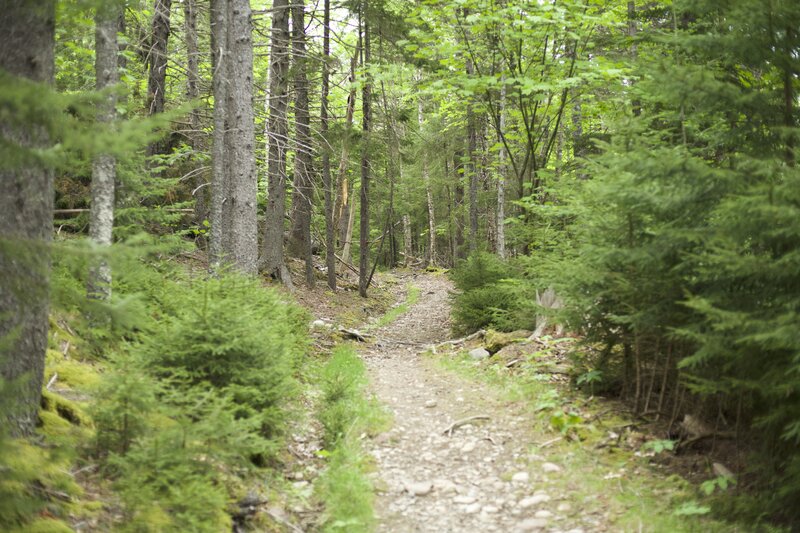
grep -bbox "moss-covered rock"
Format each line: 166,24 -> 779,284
484,329 -> 532,354
40,390 -> 92,428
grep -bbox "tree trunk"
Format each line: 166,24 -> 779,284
466,59 -> 479,254
88,2 -> 120,301
453,151 -> 465,260
628,1 -> 641,117
146,0 -> 172,157
209,0 -> 229,269
416,70 -> 436,266
184,0 -> 208,229
224,0 -> 258,274
288,0 -> 314,286
496,80 -> 507,259
334,44 -> 359,250
358,8 -> 371,297
340,183 -> 357,268
262,0 -> 292,284
321,0 -> 335,290
403,214 -> 413,266
0,0 -> 55,437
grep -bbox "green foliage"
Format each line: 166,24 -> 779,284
318,345 -> 386,447
449,253 -> 535,335
139,274 -> 307,441
315,345 -> 385,533
0,372 -> 82,532
316,440 -> 375,533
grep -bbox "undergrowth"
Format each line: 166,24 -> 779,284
2,238 -> 310,532
315,345 -> 389,533
431,342 -> 767,532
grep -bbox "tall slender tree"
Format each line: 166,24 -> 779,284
358,5 -> 371,297
88,1 -> 121,301
288,0 -> 315,286
209,0 -> 229,269
262,0 -> 291,283
321,0 -> 336,290
184,0 -> 207,226
495,80 -> 506,259
0,0 -> 55,437
146,0 -> 172,157
416,71 -> 436,266
224,0 -> 258,273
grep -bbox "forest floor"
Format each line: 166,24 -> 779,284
335,271 -> 738,533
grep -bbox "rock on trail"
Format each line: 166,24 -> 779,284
362,273 -> 589,533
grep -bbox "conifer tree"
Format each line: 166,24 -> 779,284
0,0 -> 56,436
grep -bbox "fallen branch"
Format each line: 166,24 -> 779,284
46,372 -> 58,390
677,432 -> 736,452
339,327 -> 369,342
538,436 -> 563,449
437,329 -> 486,348
442,415 -> 490,437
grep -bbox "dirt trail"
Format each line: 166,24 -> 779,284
363,273 -> 590,533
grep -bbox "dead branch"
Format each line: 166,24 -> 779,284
338,327 -> 369,342
442,415 -> 491,437
437,329 -> 486,348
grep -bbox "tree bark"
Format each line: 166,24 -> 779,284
88,2 -> 120,301
225,0 -> 258,274
403,214 -> 413,266
466,59 -> 479,254
358,8 -> 371,297
453,151 -> 465,260
321,0 -> 335,290
146,0 -> 172,157
496,80 -> 507,259
334,44 -> 359,250
0,0 -> 55,437
416,71 -> 436,266
184,0 -> 208,229
288,0 -> 315,286
209,0 -> 229,269
262,0 -> 292,284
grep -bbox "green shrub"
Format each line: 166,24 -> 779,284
319,346 -> 369,446
316,439 -> 374,533
315,345 -> 384,533
138,274 -> 308,440
449,253 -> 535,335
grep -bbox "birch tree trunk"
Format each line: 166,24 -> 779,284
0,0 -> 55,437
262,0 -> 292,284
466,61 -> 478,254
496,81 -> 507,259
88,2 -> 120,301
416,71 -> 436,266
288,0 -> 315,286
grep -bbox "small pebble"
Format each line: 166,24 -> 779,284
512,471 -> 530,483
